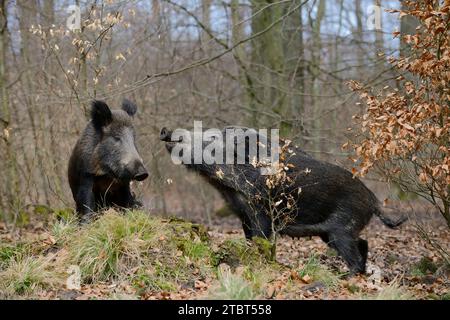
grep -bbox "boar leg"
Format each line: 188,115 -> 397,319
224,199 -> 252,238
328,232 -> 366,274
220,190 -> 253,239
248,210 -> 272,240
75,176 -> 96,217
358,238 -> 368,267
239,211 -> 253,239
320,234 -> 338,251
112,185 -> 142,209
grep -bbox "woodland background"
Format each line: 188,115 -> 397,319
0,0 -> 422,223
0,0 -> 449,300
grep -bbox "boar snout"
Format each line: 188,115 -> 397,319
160,127 -> 172,141
133,161 -> 149,181
124,159 -> 148,181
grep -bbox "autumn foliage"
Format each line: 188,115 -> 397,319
349,0 -> 450,226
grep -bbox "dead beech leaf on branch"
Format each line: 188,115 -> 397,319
348,0 -> 450,220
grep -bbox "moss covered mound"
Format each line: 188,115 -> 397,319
0,210 -> 283,299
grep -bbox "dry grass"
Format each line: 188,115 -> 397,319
0,255 -> 63,297
1,209 -> 442,300
207,264 -> 257,300
362,282 -> 414,300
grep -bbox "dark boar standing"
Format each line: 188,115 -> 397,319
68,100 -> 148,221
160,126 -> 406,274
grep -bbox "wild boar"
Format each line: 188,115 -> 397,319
160,126 -> 406,274
68,100 -> 148,222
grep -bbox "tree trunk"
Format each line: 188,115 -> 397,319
152,0 -> 161,29
284,0 -> 305,138
374,0 -> 384,57
250,0 -> 287,129
311,0 -> 325,153
201,0 -> 211,49
332,0 -> 344,141
354,0 -> 364,67
231,0 -> 251,118
42,0 -> 63,199
0,0 -> 19,220
17,0 -> 50,206
442,202 -> 450,229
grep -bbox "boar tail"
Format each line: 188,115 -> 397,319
374,207 -> 407,228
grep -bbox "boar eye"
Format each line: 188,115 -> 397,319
113,136 -> 121,142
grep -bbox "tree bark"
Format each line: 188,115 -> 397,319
201,0 -> 211,49
42,0 -> 63,198
310,0 -> 325,153
0,0 -> 19,220
284,0 -> 305,137
250,0 -> 287,129
231,0 -> 254,119
374,0 -> 384,57
354,0 -> 364,67
17,0 -> 50,205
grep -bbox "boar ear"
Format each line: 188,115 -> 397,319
122,99 -> 137,116
91,100 -> 112,129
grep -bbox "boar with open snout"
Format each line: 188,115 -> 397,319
68,100 -> 148,222
160,126 -> 406,274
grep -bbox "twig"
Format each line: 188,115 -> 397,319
416,223 -> 450,266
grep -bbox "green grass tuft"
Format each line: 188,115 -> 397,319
0,255 -> 61,296
68,210 -> 166,281
51,216 -> 79,246
132,268 -> 178,293
180,240 -> 213,262
298,253 -> 341,288
65,210 -> 215,296
208,266 -> 257,300
363,282 -> 414,300
0,243 -> 30,270
215,238 -> 270,268
410,257 -> 438,277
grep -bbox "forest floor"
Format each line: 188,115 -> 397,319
0,206 -> 449,300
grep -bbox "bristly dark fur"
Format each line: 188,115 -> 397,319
160,126 -> 406,274
68,100 -> 148,222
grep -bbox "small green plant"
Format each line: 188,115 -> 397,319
178,239 -> 213,262
0,243 -> 29,270
252,237 -> 275,261
132,268 -> 177,294
298,254 -> 341,288
53,208 -> 77,221
410,257 -> 438,277
427,292 -> 450,300
346,283 -> 360,294
440,292 -> 450,300
325,248 -> 338,257
386,253 -> 400,266
241,264 -> 279,293
215,238 -> 269,268
209,266 -> 256,300
15,211 -> 31,227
